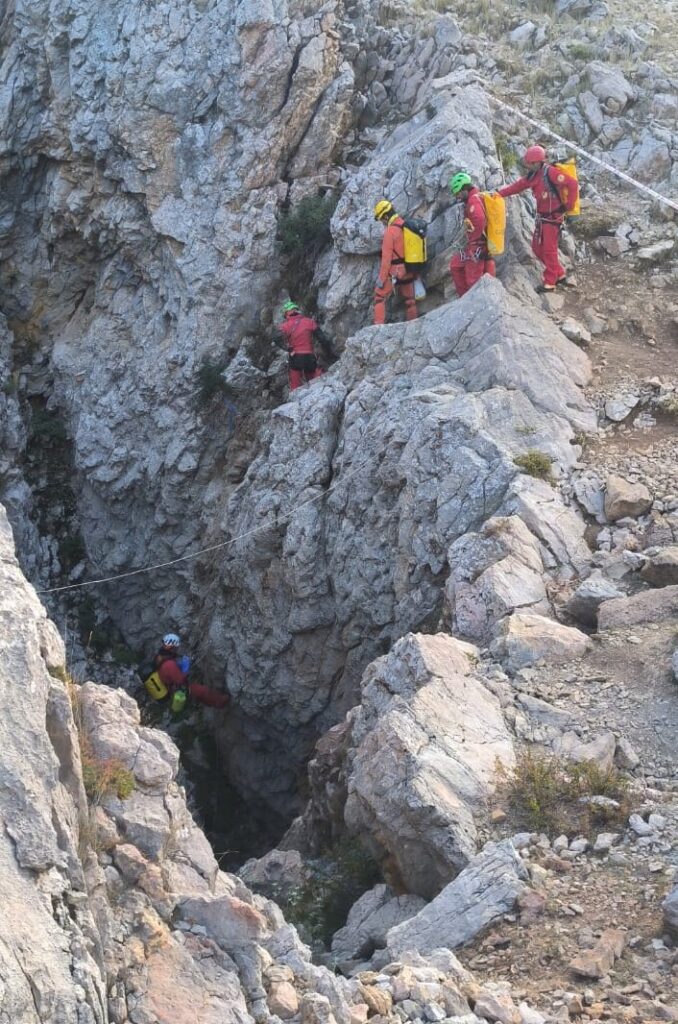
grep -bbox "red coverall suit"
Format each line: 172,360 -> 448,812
155,653 -> 229,709
449,187 -> 496,297
498,164 -> 577,287
278,312 -> 323,390
373,216 -> 418,325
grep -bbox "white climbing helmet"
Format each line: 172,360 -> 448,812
162,633 -> 181,648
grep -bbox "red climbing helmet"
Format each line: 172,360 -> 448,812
524,145 -> 547,163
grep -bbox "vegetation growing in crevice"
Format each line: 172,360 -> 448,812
66,674 -> 135,805
497,751 -> 630,836
277,192 -> 338,312
513,449 -> 554,481
275,837 -> 380,947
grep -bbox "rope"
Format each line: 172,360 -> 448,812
37,451 -> 365,595
480,82 -> 678,213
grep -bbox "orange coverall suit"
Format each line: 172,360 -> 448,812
498,164 -> 578,287
373,216 -> 418,325
449,186 -> 496,297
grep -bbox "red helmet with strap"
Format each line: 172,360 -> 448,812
524,145 -> 547,163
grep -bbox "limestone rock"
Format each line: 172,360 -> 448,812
573,472 -> 606,523
604,475 -> 652,522
604,393 -> 640,422
177,894 -> 270,951
663,885 -> 678,935
554,730 -> 616,772
640,546 -> 678,587
239,848 -> 308,900
474,983 -> 521,1024
205,275 -> 594,812
344,633 -> 516,897
598,586 -> 678,629
331,884 -> 426,961
446,516 -> 549,643
569,928 -> 625,978
386,840 -> 528,955
490,613 -> 592,673
565,574 -> 624,628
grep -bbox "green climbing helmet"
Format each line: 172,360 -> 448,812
281,300 -> 300,317
449,172 -> 473,195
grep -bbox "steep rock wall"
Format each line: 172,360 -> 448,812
200,276 -> 595,817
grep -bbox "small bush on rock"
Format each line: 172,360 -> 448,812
278,837 -> 380,948
278,194 -> 337,258
513,450 -> 553,481
497,751 -> 630,836
80,737 -> 135,803
195,355 -> 229,407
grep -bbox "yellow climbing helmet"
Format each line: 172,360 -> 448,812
374,199 -> 394,221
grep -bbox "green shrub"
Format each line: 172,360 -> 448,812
657,395 -> 678,416
195,355 -> 229,407
278,194 -> 337,258
59,533 -> 86,571
278,837 -> 380,947
497,751 -> 630,836
81,739 -> 135,803
496,134 -> 518,173
30,406 -> 68,444
513,450 -> 553,481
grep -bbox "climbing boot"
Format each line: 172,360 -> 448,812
556,276 -> 576,289
536,284 -> 556,293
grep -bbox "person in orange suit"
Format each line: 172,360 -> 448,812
448,171 -> 496,297
497,145 -> 578,292
373,199 -> 418,325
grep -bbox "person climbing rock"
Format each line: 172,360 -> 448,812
496,145 -> 578,293
448,172 -> 496,297
275,301 -> 326,391
373,199 -> 418,325
154,633 -> 229,709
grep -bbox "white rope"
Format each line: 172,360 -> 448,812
38,453 -> 365,595
481,82 -> 678,213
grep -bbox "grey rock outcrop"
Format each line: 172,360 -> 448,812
205,277 -> 594,813
604,475 -> 653,522
385,840 -> 529,955
565,573 -> 625,628
490,613 -> 592,673
331,884 -> 426,963
445,516 -> 550,643
0,500 -> 369,1024
343,632 -> 515,898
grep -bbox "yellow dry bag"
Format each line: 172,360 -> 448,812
401,217 -> 428,271
552,160 -> 580,218
144,671 -> 168,701
480,193 -> 506,256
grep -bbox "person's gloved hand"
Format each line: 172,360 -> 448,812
376,278 -> 384,289
178,655 -> 191,673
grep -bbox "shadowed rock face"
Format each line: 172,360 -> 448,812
201,276 -> 594,816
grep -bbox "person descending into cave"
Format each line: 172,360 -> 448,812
373,199 -> 423,325
154,633 -> 229,711
495,145 -> 579,293
448,172 -> 497,297
274,301 -> 332,391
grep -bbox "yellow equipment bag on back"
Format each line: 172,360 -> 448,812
401,217 -> 428,271
480,192 -> 506,256
144,671 -> 169,701
551,159 -> 580,218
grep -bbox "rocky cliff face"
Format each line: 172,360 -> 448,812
201,275 -> 594,815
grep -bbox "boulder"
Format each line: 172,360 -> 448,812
640,546 -> 678,587
663,885 -> 678,935
176,894 -> 269,952
239,848 -> 308,900
597,586 -> 678,629
565,574 -> 624,628
331,884 -> 426,961
569,928 -> 625,978
604,475 -> 652,522
386,840 -> 528,954
344,633 -> 516,897
572,472 -> 606,523
554,730 -> 616,772
604,393 -> 640,422
584,61 -> 634,114
490,613 -> 592,672
446,516 -> 549,642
